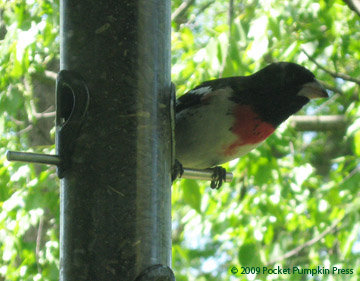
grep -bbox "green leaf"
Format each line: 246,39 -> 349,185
238,241 -> 262,267
354,130 -> 360,157
342,222 -> 360,257
182,179 -> 202,214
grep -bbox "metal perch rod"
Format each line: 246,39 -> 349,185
6,151 -> 61,166
179,167 -> 233,182
6,150 -> 233,182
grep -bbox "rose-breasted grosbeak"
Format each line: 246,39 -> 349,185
174,62 -> 328,188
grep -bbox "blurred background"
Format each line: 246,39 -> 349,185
0,0 -> 359,280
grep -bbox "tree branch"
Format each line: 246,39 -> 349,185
36,215 -> 44,274
227,0 -> 235,34
302,49 -> 360,85
185,0 -> 216,26
44,70 -> 57,81
196,0 -> 216,16
30,100 -> 56,119
319,80 -> 343,95
343,0 -> 360,17
172,0 -> 196,22
267,218 -> 342,265
290,115 -> 347,131
219,0 -> 234,78
17,124 -> 33,135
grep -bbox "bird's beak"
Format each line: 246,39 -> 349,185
298,79 -> 328,100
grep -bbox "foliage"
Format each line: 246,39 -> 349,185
0,0 -> 59,280
0,0 -> 359,280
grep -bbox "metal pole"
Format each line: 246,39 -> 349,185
60,0 -> 172,280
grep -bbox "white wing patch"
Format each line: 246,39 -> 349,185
188,86 -> 212,95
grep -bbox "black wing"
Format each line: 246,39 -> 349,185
176,77 -> 246,114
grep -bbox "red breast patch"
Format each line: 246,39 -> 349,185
223,105 -> 275,156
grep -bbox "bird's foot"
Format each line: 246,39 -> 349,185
209,166 -> 227,189
172,159 -> 184,181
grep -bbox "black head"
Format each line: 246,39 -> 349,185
248,62 -> 328,126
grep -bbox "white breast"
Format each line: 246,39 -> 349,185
176,87 -> 241,168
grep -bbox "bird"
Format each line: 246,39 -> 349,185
174,62 -> 328,188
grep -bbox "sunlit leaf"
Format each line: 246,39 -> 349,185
182,179 -> 202,214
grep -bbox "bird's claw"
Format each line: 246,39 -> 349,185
172,159 -> 184,181
210,166 -> 227,189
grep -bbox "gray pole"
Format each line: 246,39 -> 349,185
59,1 -> 172,280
